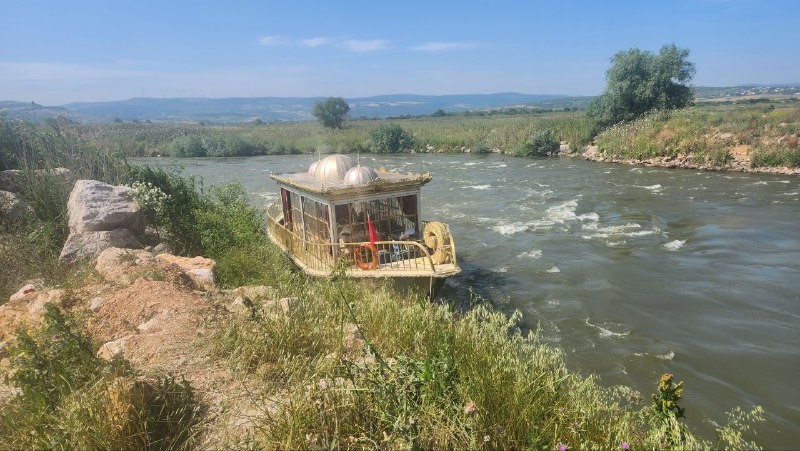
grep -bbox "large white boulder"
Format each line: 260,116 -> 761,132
67,180 -> 144,234
59,228 -> 142,262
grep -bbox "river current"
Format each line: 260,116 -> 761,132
148,154 -> 800,447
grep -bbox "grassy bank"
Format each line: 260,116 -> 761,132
594,102 -> 800,169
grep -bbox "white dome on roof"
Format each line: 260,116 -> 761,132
313,154 -> 355,182
308,159 -> 320,174
344,165 -> 379,185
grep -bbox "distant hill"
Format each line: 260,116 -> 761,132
2,93 -> 573,124
2,84 -> 798,124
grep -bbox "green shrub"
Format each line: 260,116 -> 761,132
369,124 -> 416,153
514,129 -> 560,157
750,147 -> 800,168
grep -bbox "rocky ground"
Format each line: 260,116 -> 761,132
0,247 -> 285,447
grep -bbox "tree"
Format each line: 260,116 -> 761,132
588,43 -> 695,128
312,97 -> 350,129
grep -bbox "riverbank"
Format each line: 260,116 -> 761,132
577,104 -> 800,176
575,143 -> 800,175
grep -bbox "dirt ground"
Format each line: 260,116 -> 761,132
0,247 -> 278,447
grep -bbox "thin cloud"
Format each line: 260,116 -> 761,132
339,39 -> 390,52
410,42 -> 480,52
299,37 -> 330,47
258,35 -> 290,46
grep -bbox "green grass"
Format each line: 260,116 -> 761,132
71,111 -> 596,157
595,103 -> 800,168
211,260 -> 764,449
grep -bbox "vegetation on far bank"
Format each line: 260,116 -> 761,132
595,103 -> 800,168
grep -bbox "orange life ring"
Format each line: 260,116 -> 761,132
354,243 -> 379,270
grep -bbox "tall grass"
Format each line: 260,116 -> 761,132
595,104 -> 800,168
73,111 -> 596,157
212,257 -> 764,449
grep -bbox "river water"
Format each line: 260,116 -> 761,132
148,154 -> 800,447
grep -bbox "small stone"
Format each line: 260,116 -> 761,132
97,336 -> 132,360
89,297 -> 104,312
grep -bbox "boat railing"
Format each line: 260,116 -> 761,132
267,202 -> 450,276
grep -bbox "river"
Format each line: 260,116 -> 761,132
145,154 -> 800,448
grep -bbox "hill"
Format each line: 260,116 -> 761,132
2,93 -> 571,123
2,84 -> 798,124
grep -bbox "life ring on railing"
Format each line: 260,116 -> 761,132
354,243 -> 379,270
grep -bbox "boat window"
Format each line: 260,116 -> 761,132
280,188 -> 292,225
288,191 -> 303,235
336,194 -> 418,243
302,196 -> 331,243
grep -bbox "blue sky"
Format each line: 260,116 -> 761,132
1,0 -> 798,104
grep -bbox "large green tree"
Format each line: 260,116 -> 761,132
588,44 -> 695,128
312,97 -> 350,129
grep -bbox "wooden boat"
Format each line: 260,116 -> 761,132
267,154 -> 460,296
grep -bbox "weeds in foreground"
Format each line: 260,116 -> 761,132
211,265 -> 765,449
0,304 -> 199,450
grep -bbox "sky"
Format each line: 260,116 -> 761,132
1,0 -> 798,105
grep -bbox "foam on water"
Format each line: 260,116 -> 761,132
657,351 -> 675,360
492,266 -> 509,273
492,222 -> 529,235
664,239 -> 686,251
546,266 -> 560,273
585,319 -> 630,339
581,222 -> 658,240
518,249 -> 543,259
637,184 -> 663,193
468,184 -> 492,190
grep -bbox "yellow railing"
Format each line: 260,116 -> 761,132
267,202 -> 455,276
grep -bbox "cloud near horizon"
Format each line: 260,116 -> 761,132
410,42 -> 480,52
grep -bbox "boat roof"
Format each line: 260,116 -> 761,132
271,154 -> 431,200
271,168 -> 432,200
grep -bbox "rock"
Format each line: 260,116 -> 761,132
0,168 -> 74,194
9,283 -> 39,303
59,228 -> 142,263
0,170 -> 25,193
27,289 -> 64,316
136,310 -> 172,333
152,242 -> 172,255
89,297 -> 104,312
156,254 -> 216,290
0,190 -> 32,223
98,335 -> 132,360
95,247 -> 156,284
67,180 -> 144,234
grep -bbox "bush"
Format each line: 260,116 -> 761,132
369,124 -> 416,153
514,129 -> 560,157
750,147 -> 800,168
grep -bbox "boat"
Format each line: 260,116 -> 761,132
267,154 -> 460,296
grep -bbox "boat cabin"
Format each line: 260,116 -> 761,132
267,154 -> 459,284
